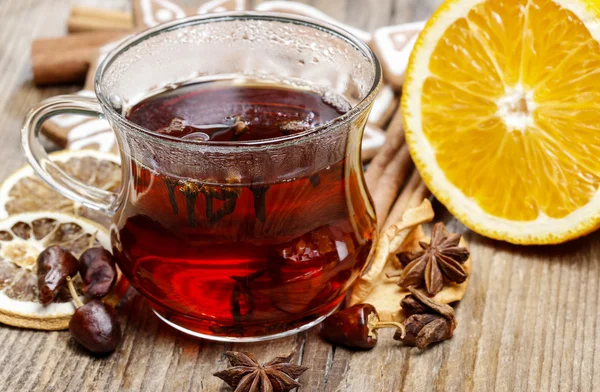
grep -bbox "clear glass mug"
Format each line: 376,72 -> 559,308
22,13 -> 381,341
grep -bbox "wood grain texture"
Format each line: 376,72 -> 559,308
0,0 -> 598,391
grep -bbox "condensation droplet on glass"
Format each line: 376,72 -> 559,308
109,95 -> 123,114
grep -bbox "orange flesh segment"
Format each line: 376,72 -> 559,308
422,0 -> 600,220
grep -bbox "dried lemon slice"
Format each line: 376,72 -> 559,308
0,212 -> 112,330
0,150 -> 120,227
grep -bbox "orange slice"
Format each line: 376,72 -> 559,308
403,0 -> 600,244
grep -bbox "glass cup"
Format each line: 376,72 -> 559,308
22,13 -> 381,341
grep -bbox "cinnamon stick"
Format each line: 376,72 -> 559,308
365,107 -> 405,192
407,180 -> 430,209
68,6 -> 133,33
383,170 -> 430,229
370,144 -> 413,229
32,31 -> 125,85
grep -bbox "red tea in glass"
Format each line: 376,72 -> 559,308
113,80 -> 376,337
23,14 -> 381,341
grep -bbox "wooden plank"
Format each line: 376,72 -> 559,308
1,0 -> 599,391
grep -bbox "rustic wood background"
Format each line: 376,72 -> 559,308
1,0 -> 599,391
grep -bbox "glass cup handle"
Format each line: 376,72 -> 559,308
21,95 -> 120,216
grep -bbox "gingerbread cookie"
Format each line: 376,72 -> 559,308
132,0 -> 189,29
372,21 -> 426,91
42,1 -> 387,160
197,0 -> 247,14
132,0 -> 247,29
42,90 -> 117,154
42,40 -> 120,154
368,84 -> 397,129
362,124 -> 386,162
255,1 -> 372,44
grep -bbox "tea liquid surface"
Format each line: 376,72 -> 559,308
113,80 -> 376,337
127,80 -> 348,142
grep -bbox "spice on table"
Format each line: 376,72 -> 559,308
389,222 -> 470,296
66,277 -> 121,354
348,200 -> 435,320
36,245 -> 79,305
67,5 -> 133,33
383,169 -> 430,230
320,303 -> 405,349
394,287 -> 457,349
31,31 -> 125,86
213,351 -> 307,392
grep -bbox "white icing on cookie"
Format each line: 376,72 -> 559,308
140,0 -> 187,27
197,0 -> 246,14
373,21 -> 426,84
362,124 -> 385,151
49,114 -> 87,128
67,119 -> 112,141
77,90 -> 96,98
47,91 -> 96,128
368,85 -> 394,125
255,1 -> 372,43
69,131 -> 117,153
156,8 -> 174,22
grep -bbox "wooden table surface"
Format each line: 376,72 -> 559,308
1,1 -> 599,391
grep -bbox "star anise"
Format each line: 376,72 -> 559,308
213,351 -> 308,392
394,222 -> 470,296
394,287 -> 457,349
